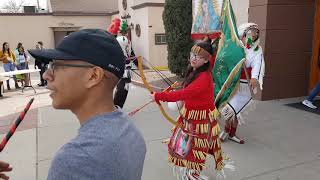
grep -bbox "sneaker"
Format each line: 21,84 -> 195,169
302,100 -> 317,109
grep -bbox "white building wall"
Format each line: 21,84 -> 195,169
133,0 -> 165,6
0,15 -> 111,51
130,8 -> 150,62
49,0 -> 118,12
231,0 -> 249,26
148,6 -> 167,67
47,0 -> 53,12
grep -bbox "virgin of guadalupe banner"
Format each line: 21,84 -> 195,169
213,0 -> 246,109
192,0 -> 223,39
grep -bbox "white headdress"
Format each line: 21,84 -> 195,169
116,36 -> 131,58
238,23 -> 260,50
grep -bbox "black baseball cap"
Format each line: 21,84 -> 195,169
29,29 -> 125,78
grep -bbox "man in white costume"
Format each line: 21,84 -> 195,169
219,23 -> 265,144
113,35 -> 135,108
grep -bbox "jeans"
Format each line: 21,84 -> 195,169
3,62 -> 18,88
307,81 -> 320,102
16,62 -> 28,70
3,63 -> 15,72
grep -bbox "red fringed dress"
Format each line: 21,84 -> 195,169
154,56 -> 224,172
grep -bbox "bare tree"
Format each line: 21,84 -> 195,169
1,0 -> 28,13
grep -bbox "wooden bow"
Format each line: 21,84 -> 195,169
137,56 -> 178,125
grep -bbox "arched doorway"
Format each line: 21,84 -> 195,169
309,0 -> 320,90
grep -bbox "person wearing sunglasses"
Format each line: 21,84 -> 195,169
150,38 -> 227,179
29,29 -> 146,180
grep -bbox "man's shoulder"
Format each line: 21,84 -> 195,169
87,109 -> 131,128
79,110 -> 141,145
80,109 -> 145,149
55,141 -> 86,156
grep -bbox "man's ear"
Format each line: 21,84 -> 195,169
85,67 -> 105,88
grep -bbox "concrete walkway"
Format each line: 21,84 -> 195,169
0,74 -> 319,180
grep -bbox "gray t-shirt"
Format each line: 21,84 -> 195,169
47,109 -> 146,180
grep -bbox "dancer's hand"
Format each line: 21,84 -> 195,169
250,78 -> 258,90
149,93 -> 155,102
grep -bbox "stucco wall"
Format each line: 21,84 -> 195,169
148,6 -> 167,67
47,0 -> 52,12
122,1 -> 167,67
231,0 -> 249,25
133,0 -> 165,6
0,15 -> 111,51
130,8 -> 150,62
49,0 -> 118,12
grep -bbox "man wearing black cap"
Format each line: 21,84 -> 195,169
29,29 -> 146,180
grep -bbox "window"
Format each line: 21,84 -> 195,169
155,34 -> 167,45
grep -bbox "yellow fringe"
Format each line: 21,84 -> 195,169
203,110 -> 207,119
216,161 -> 225,171
205,139 -> 210,147
194,138 -> 211,149
169,154 -> 205,171
180,105 -> 222,121
211,124 -> 221,136
211,139 -> 216,149
194,110 -> 198,119
189,110 -> 192,119
200,139 -> 205,148
214,150 -> 223,162
181,107 -> 187,117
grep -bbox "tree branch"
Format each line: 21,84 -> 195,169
1,0 -> 28,13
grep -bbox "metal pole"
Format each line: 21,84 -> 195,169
36,0 -> 40,10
